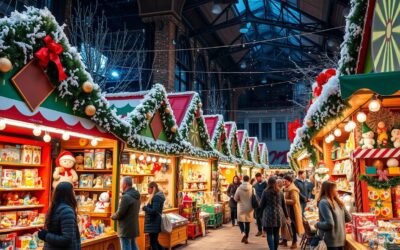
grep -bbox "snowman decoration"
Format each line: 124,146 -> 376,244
52,151 -> 79,188
94,192 -> 110,212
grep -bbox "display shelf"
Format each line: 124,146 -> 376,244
0,162 -> 45,168
121,173 -> 155,177
76,169 -> 113,173
155,179 -> 169,183
0,204 -> 44,211
75,188 -> 112,192
332,156 -> 350,162
366,174 -> 400,177
331,173 -> 348,177
182,189 -> 207,192
185,180 -> 208,183
0,187 -> 45,191
85,212 -> 112,218
0,224 -> 44,233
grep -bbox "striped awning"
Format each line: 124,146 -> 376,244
351,148 -> 400,160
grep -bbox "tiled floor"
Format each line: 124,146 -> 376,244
175,223 -> 294,250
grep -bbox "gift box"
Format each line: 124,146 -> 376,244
388,167 -> 400,174
20,145 -> 33,164
355,226 -> 375,243
366,166 -> 377,175
352,213 -> 377,228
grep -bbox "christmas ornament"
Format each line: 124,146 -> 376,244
164,107 -> 170,114
171,125 -> 177,133
306,119 -> 314,127
0,57 -> 12,72
146,112 -> 152,120
82,81 -> 94,93
34,35 -> 67,81
198,103 -> 203,108
85,105 -> 96,116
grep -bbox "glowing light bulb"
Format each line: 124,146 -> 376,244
130,154 -> 136,160
356,112 -> 367,123
139,155 -> 144,161
62,132 -> 70,141
91,138 -> 98,146
325,136 -> 332,144
0,120 -> 5,130
348,121 -> 356,130
33,126 -> 41,136
334,128 -> 342,137
152,157 -> 157,163
146,156 -> 151,162
43,133 -> 51,143
369,99 -> 381,112
167,159 -> 171,164
344,124 -> 351,132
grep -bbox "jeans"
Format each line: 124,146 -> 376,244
256,214 -> 263,233
149,233 -> 163,250
266,227 -> 280,250
291,220 -> 297,243
231,207 -> 237,225
300,202 -> 306,214
238,222 -> 250,238
120,237 -> 138,250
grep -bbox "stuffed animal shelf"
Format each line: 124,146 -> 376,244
359,123 -> 375,149
94,192 -> 110,213
52,151 -> 79,188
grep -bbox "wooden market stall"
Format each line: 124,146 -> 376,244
236,130 -> 254,178
106,86 -> 188,250
249,137 -> 263,178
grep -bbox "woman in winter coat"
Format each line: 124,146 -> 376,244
259,177 -> 289,250
39,182 -> 80,250
227,175 -> 241,226
234,175 -> 254,244
143,182 -> 165,250
316,181 -> 351,250
282,175 -> 305,249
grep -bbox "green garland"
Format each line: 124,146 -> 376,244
359,174 -> 400,189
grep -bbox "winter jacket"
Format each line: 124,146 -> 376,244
227,183 -> 240,208
294,178 -> 309,204
234,182 -> 254,222
43,203 -> 81,250
317,198 -> 352,247
143,191 -> 165,233
111,187 -> 141,238
284,183 -> 305,234
259,188 -> 288,228
253,181 -> 267,218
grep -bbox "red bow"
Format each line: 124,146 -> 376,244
288,119 -> 301,142
35,35 -> 67,81
64,168 -> 72,177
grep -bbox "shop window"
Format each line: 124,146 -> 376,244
261,122 -> 272,140
275,122 -> 286,140
249,123 -> 259,137
175,36 -> 191,92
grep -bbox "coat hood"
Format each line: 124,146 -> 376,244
125,187 -> 141,200
239,182 -> 252,191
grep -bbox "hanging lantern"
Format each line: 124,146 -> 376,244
146,156 -> 151,162
0,58 -> 12,72
139,155 -> 145,161
33,126 -> 42,136
327,134 -> 335,142
82,81 -> 94,93
90,138 -> 98,146
369,96 -> 381,112
334,128 -> 342,137
344,123 -> 351,132
356,112 -> 367,123
85,105 -> 96,116
325,136 -> 332,144
62,132 -> 70,141
43,133 -> 51,143
0,119 -> 6,130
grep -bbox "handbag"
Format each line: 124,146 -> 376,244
160,213 -> 172,233
310,230 -> 327,250
251,189 -> 259,209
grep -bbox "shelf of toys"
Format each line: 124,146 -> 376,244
60,138 -> 119,250
0,134 -> 50,249
240,165 -> 251,178
217,163 -> 237,201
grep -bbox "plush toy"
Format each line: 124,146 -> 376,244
376,160 -> 389,182
391,128 -> 400,148
315,162 -> 330,183
94,192 -> 110,213
377,121 -> 388,146
359,123 -> 375,149
52,151 -> 79,188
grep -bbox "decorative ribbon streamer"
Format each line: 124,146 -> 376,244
377,169 -> 389,182
35,35 -> 67,81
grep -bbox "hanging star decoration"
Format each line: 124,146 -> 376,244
189,119 -> 201,147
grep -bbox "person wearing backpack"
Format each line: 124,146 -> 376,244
143,182 -> 165,250
234,175 -> 254,244
316,181 -> 351,250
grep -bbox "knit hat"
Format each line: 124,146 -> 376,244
56,151 -> 75,166
362,123 -> 372,133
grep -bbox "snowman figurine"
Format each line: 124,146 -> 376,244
52,151 -> 79,188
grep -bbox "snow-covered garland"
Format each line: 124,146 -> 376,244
0,7 -> 131,138
250,138 -> 260,164
288,0 -> 368,163
210,118 -> 231,157
225,122 -> 242,158
240,133 -> 253,163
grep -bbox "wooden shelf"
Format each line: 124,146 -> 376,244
185,181 -> 208,183
155,179 -> 169,183
76,169 -> 113,173
0,187 -> 44,191
121,173 -> 155,177
366,174 -> 400,177
0,224 -> 43,233
0,162 -> 45,168
182,189 -> 207,192
87,212 -> 111,218
75,188 -> 112,192
0,204 -> 44,211
332,156 -> 350,162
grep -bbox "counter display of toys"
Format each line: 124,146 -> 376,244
351,213 -> 400,248
368,186 -> 394,218
0,211 -> 44,230
77,214 -> 114,242
0,232 -> 44,250
120,152 -> 171,175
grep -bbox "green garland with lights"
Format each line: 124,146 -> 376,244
359,174 -> 400,189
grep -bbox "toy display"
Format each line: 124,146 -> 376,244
52,151 -> 78,188
359,123 -> 375,149
94,149 -> 105,169
387,158 -> 400,174
0,145 -> 42,165
0,211 -> 44,229
0,145 -> 21,163
0,168 -> 42,189
368,186 -> 393,218
77,214 -> 113,241
94,192 -> 110,213
79,174 -> 94,188
1,192 -> 39,207
84,150 -> 94,169
391,127 -> 400,148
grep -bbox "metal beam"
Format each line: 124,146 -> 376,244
183,0 -> 213,11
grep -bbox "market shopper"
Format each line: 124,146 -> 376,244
227,175 -> 241,226
39,182 -> 81,250
294,170 -> 309,213
234,175 -> 254,244
253,173 -> 267,237
259,177 -> 289,250
316,181 -> 352,250
282,175 -> 304,249
143,182 -> 165,250
111,176 -> 141,250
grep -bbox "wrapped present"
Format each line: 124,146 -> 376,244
352,213 -> 377,228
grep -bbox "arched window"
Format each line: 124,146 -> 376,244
194,55 -> 206,99
175,36 -> 191,92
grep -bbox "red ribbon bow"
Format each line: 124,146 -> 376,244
35,35 -> 67,81
64,168 -> 72,177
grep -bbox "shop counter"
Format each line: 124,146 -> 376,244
345,234 -> 368,250
37,233 -> 119,250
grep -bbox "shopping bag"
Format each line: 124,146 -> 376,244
160,214 -> 172,233
281,220 -> 293,241
310,231 -> 327,250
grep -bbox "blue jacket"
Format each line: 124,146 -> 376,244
143,191 -> 165,233
294,178 -> 309,204
253,181 -> 267,199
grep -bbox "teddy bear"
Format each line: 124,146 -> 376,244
52,151 -> 79,188
391,128 -> 400,148
359,123 -> 375,149
377,121 -> 388,146
94,192 -> 110,213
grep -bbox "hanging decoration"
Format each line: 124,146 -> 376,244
82,81 -> 94,93
85,105 -> 96,116
0,57 -> 12,72
360,174 -> 400,189
288,119 -> 301,142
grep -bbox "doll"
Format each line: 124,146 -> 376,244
52,151 -> 79,188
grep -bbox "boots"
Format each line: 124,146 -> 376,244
290,242 -> 298,249
279,241 -> 288,247
255,231 -> 262,237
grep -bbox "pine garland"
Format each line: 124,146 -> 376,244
359,174 -> 400,189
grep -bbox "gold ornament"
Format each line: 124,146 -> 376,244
85,105 -> 96,116
0,58 -> 12,72
79,138 -> 88,147
171,125 -> 178,133
165,108 -> 170,114
82,81 -> 94,93
198,103 -> 203,108
146,112 -> 152,120
306,120 -> 314,127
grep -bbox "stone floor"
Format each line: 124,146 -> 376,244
174,223 -> 294,250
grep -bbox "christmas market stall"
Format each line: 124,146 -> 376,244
248,137 -> 263,178
222,121 -> 242,178
106,85 -> 189,250
0,7 -> 131,249
258,142 -> 269,176
236,130 -> 254,178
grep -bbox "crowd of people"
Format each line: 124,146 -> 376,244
227,171 -> 351,250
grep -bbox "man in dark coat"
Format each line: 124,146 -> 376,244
111,176 -> 141,250
294,170 -> 309,213
253,173 -> 267,237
